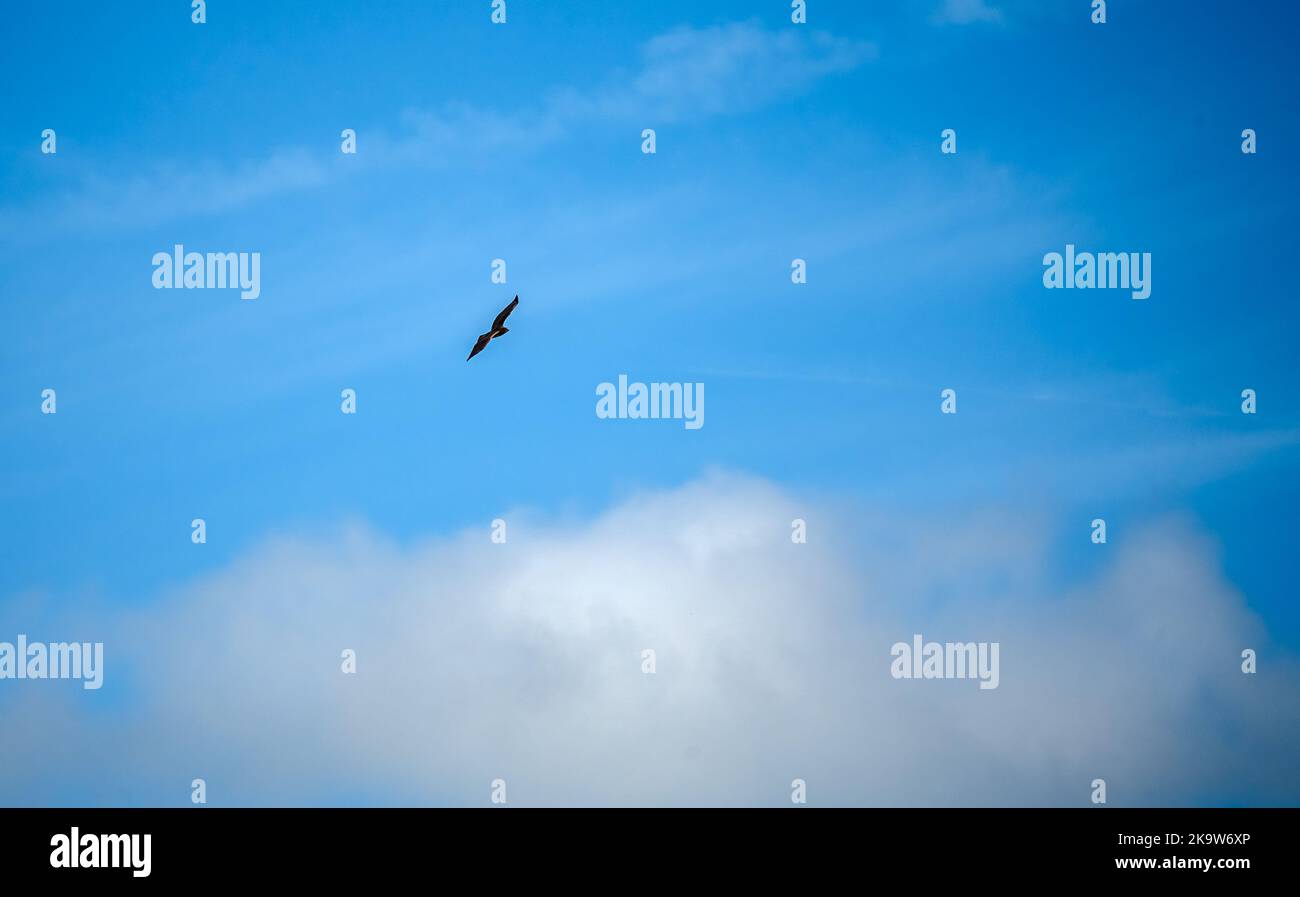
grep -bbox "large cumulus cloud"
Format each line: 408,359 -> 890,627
1,471 -> 1295,806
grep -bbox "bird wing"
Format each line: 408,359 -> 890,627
491,295 -> 519,331
466,332 -> 492,361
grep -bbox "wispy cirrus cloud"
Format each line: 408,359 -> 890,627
364,21 -> 874,163
563,21 -> 875,123
0,21 -> 874,237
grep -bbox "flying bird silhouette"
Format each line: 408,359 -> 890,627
466,295 -> 519,361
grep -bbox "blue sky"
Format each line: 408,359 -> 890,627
1,1 -> 1298,806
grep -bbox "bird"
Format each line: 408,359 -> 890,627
466,294 -> 519,361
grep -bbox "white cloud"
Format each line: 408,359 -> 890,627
610,21 -> 874,122
1,472 -> 1295,806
